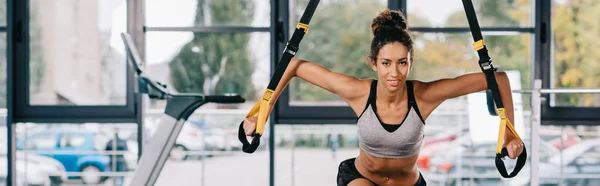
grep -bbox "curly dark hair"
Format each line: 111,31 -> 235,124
368,10 -> 413,63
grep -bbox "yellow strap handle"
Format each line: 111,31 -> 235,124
495,108 -> 522,154
244,89 -> 274,135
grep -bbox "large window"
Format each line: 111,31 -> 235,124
408,0 -> 533,90
144,0 -> 271,110
551,0 -> 600,107
278,0 -> 535,124
144,0 -> 272,185
28,0 -> 127,105
12,0 -> 136,123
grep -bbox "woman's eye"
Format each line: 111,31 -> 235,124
400,61 -> 407,65
382,62 -> 390,65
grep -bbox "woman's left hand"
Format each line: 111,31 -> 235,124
503,137 -> 524,159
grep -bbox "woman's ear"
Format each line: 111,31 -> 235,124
370,60 -> 377,72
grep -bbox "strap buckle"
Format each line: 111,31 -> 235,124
479,58 -> 493,71
285,43 -> 299,56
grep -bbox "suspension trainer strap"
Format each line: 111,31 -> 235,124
461,0 -> 527,178
238,0 -> 320,153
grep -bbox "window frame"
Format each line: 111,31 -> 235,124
12,0 -> 138,123
537,0 -> 600,125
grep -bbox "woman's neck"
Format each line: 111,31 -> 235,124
376,81 -> 407,109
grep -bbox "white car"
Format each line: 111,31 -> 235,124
17,152 -> 68,185
169,122 -> 207,161
0,156 -> 52,186
0,140 -> 67,186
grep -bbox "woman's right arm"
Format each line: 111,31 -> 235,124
244,58 -> 370,135
269,58 -> 370,110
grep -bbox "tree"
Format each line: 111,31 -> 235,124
291,0 -> 386,102
411,0 -> 531,85
553,0 -> 600,106
168,0 -> 255,101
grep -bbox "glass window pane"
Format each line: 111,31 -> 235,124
145,32 -> 270,110
408,0 -> 533,28
274,124 -> 359,186
412,33 -> 532,85
1,32 -> 5,108
145,0 -> 269,27
290,0 -> 386,106
0,0 -> 5,26
146,110 -> 268,185
539,125 -> 600,185
29,0 -> 127,105
551,0 -> 600,107
16,123 -> 137,186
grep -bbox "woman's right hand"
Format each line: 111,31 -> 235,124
243,116 -> 258,136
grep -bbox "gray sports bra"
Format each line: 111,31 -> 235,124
357,80 -> 426,158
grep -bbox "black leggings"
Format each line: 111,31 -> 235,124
337,158 -> 426,186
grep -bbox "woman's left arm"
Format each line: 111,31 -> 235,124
418,71 -> 523,158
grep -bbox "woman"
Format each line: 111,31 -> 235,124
243,10 -> 524,186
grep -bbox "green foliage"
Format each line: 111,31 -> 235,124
291,1 -> 385,101
553,0 -> 600,106
168,0 -> 255,100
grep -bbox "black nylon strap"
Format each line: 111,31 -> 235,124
266,0 -> 319,90
462,0 -> 526,178
496,146 -> 528,178
239,0 -> 320,154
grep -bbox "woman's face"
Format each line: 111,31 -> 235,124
371,42 -> 412,92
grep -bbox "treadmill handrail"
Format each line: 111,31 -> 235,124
121,33 -> 145,75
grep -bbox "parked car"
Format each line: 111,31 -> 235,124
512,139 -> 600,186
0,129 -> 67,186
188,120 -> 241,152
0,156 -> 52,186
418,128 -> 467,170
17,130 -> 113,185
145,119 -> 240,161
427,137 -> 559,186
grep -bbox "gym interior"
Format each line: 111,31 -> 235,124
2,0 -> 600,186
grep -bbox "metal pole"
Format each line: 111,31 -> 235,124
513,88 -> 600,94
202,135 -> 206,186
530,79 -> 541,186
291,125 -> 295,186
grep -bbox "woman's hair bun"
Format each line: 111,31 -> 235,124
371,10 -> 407,34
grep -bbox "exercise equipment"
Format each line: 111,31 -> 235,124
121,33 -> 245,186
238,0 -> 320,153
461,0 -> 527,178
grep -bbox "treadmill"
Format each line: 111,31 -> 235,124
121,33 -> 245,186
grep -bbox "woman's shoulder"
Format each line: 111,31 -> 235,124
407,80 -> 431,98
